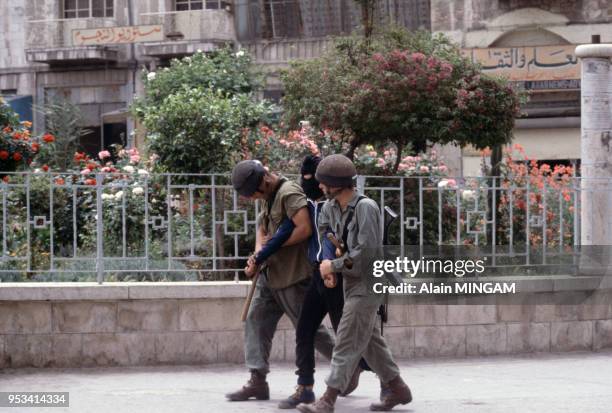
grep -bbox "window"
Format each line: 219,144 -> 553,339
64,0 -> 113,19
176,0 -> 203,10
175,0 -> 228,11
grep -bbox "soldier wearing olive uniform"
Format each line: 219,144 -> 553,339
226,160 -> 335,402
297,154 -> 412,413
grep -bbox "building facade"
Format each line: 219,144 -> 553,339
0,0 -> 236,152
1,1 -> 611,174
431,0 -> 612,175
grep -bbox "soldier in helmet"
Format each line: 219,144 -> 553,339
265,155 -> 372,408
226,159 -> 335,402
297,154 -> 412,413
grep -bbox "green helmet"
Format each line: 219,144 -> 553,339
315,154 -> 357,188
232,160 -> 266,197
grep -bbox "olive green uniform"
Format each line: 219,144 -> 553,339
245,178 -> 334,374
318,192 -> 400,391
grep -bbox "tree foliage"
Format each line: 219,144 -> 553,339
34,99 -> 90,171
281,28 -> 523,171
132,47 -> 273,174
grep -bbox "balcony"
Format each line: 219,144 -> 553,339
25,18 -> 122,64
139,9 -> 236,57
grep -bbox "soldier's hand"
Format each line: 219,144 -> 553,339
320,259 -> 333,276
247,254 -> 257,267
323,273 -> 336,288
244,262 -> 258,279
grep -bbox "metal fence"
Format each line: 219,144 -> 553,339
0,172 -> 584,283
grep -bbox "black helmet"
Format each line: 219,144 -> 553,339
232,160 -> 266,197
315,154 -> 357,188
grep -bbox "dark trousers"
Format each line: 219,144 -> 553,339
295,269 -> 370,386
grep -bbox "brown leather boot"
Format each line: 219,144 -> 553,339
340,365 -> 363,396
296,386 -> 339,413
369,375 -> 412,411
225,370 -> 270,401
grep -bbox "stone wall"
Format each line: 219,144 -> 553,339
1,278 -> 611,369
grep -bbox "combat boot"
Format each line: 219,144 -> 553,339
225,370 -> 270,401
369,375 -> 412,411
296,386 -> 339,413
278,385 -> 315,409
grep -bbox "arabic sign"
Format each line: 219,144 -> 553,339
72,25 -> 163,46
463,45 -> 579,81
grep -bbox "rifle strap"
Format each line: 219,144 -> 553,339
341,195 -> 366,252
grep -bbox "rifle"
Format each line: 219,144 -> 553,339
326,232 -> 353,269
241,254 -> 260,322
241,272 -> 259,322
377,206 -> 398,335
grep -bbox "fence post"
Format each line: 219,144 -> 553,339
96,173 -> 104,284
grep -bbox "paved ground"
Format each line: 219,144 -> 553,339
1,352 -> 612,413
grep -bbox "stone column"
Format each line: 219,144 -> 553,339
575,44 -> 612,246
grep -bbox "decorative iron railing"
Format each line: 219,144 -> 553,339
0,172 -> 583,283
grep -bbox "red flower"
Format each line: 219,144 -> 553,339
86,162 -> 98,171
2,176 -> 9,183
0,150 -> 9,160
31,142 -> 40,152
12,152 -> 22,162
84,178 -> 96,186
42,133 -> 55,143
12,132 -> 22,140
42,164 -> 49,172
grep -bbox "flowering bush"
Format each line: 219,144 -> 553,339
133,48 -> 274,175
239,123 -> 348,172
282,28 -> 523,171
354,145 -> 449,177
497,144 -> 575,247
0,98 -> 53,177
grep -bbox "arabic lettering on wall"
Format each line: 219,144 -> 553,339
72,25 -> 163,46
462,45 -> 580,81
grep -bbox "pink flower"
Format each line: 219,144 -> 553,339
411,52 -> 425,63
420,166 -> 429,173
80,168 -> 91,175
98,150 -> 111,160
130,155 -> 140,164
